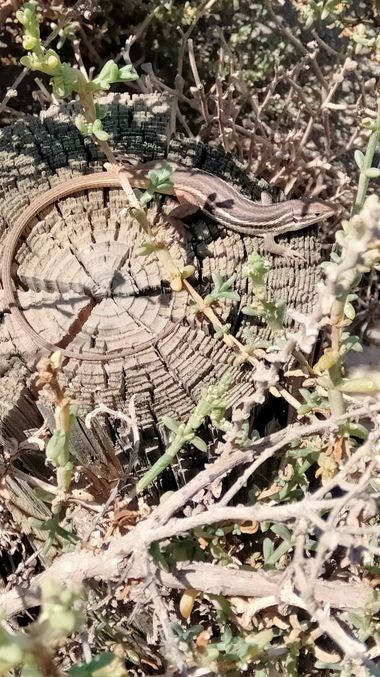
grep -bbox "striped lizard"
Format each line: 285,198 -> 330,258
2,161 -> 336,362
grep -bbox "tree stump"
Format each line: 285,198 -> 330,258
0,93 -> 321,485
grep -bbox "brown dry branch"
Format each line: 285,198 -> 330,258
2,4 -> 380,670
265,0 -> 328,94
2,400 -> 380,613
138,399 -> 380,535
1,555 -> 375,621
134,2 -> 364,213
272,430 -> 380,606
286,428 -> 380,663
145,554 -> 188,671
171,0 -> 218,139
120,3 -> 163,68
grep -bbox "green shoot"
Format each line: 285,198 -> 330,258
136,161 -> 174,207
17,1 -> 138,140
136,374 -> 232,491
35,352 -> 77,551
354,98 -> 380,213
199,626 -> 273,672
203,273 -> 240,307
316,196 -> 380,417
0,581 -> 83,675
242,252 -> 286,333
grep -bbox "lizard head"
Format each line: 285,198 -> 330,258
291,198 -> 337,226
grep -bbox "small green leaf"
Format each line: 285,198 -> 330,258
138,190 -> 154,207
118,64 -> 139,82
91,59 -> 119,89
241,305 -> 257,316
93,128 -> 109,141
300,388 -> 312,402
245,628 -> 273,652
221,274 -> 237,290
364,167 -> 380,178
137,240 -> 157,256
340,333 -> 362,355
343,421 -> 369,440
162,416 -> 180,433
278,482 -> 290,501
95,103 -> 108,120
337,377 -> 378,394
147,161 -> 173,190
343,302 -> 355,320
213,323 -> 232,340
330,251 -> 342,263
150,542 -> 169,572
54,524 -> 78,544
191,436 -> 207,452
46,430 -> 68,467
354,150 -> 365,169
263,537 -> 274,562
204,273 -> 240,306
92,119 -> 109,140
271,524 -> 292,543
265,538 -> 292,565
74,116 -> 89,134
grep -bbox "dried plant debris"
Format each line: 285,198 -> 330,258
1,1 -> 380,675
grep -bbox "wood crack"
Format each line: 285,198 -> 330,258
55,297 -> 97,351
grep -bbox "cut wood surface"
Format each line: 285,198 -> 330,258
0,93 -> 320,446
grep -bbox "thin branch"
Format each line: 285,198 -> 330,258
264,0 -> 328,94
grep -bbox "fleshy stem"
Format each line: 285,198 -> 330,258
327,97 -> 380,416
136,374 -> 231,490
354,97 -> 380,213
33,352 -> 78,553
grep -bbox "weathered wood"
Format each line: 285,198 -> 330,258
0,93 -> 321,466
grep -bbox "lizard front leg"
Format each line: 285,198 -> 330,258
262,233 -> 306,260
164,189 -> 201,230
260,192 -> 305,260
